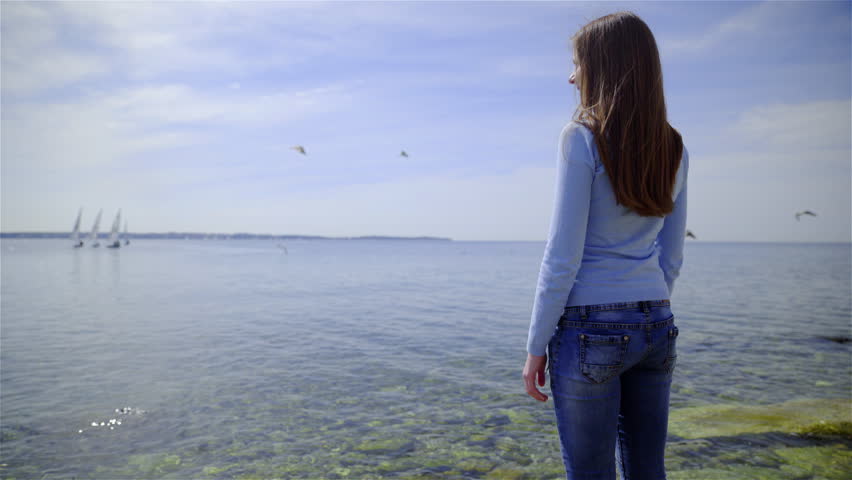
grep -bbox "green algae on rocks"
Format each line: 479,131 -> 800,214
796,420 -> 852,438
668,397 -> 851,439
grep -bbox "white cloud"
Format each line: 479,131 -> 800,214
1,50 -> 109,94
1,81 -> 353,173
0,2 -> 307,94
687,98 -> 851,242
0,2 -> 109,94
688,98 -> 851,180
659,1 -> 773,54
658,1 -> 831,57
2,1 -> 557,96
728,99 -> 852,151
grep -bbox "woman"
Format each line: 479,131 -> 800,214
522,11 -> 688,480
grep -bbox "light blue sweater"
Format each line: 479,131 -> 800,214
526,121 -> 688,356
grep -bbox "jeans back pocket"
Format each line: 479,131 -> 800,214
663,326 -> 679,373
578,332 -> 630,384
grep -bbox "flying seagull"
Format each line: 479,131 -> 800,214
795,210 -> 816,221
290,145 -> 306,155
400,150 -> 409,158
686,229 -> 696,239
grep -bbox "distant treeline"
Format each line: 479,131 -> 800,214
0,232 -> 452,241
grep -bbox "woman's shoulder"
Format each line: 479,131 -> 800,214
561,120 -> 594,137
559,120 -> 598,167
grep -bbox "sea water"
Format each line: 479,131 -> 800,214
1,239 -> 850,479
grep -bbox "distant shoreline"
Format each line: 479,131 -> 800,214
0,232 -> 453,241
0,234 -> 848,244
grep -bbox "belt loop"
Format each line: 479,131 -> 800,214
580,305 -> 589,320
640,301 -> 650,314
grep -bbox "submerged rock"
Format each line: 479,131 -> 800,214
796,420 -> 852,438
481,414 -> 511,427
126,453 -> 182,477
354,437 -> 415,454
818,335 -> 852,344
485,467 -> 525,479
775,445 -> 852,478
669,397 -> 851,439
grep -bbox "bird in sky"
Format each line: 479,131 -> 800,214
686,229 -> 696,239
795,210 -> 816,221
290,145 -> 306,155
400,150 -> 409,158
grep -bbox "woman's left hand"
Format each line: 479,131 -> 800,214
523,353 -> 549,402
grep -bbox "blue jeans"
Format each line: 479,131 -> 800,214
547,299 -> 678,480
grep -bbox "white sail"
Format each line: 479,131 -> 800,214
71,208 -> 83,245
107,209 -> 122,247
89,209 -> 103,246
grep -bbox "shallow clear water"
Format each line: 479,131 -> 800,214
1,239 -> 850,479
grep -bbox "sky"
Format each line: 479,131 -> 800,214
1,0 -> 850,242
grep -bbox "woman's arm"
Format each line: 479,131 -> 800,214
526,123 -> 595,357
656,147 -> 689,296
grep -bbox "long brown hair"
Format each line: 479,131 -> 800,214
571,11 -> 684,217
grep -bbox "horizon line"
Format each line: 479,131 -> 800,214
0,231 -> 453,241
1,231 -> 850,244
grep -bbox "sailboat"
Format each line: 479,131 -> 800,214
106,209 -> 122,249
89,209 -> 103,247
123,220 -> 130,246
71,208 -> 84,248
